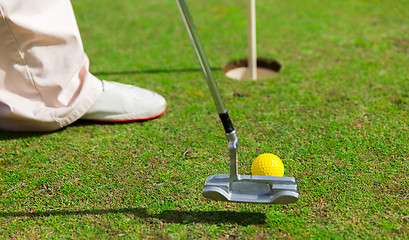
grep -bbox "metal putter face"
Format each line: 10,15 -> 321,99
202,174 -> 299,204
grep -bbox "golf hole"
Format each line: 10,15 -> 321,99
223,58 -> 281,81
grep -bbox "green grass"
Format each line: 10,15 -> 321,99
1,0 -> 409,238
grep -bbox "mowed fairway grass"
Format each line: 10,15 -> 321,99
1,0 -> 408,238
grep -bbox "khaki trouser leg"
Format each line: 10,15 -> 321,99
0,0 -> 103,132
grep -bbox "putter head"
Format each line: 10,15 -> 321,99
202,174 -> 299,204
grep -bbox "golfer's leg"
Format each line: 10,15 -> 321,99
0,0 -> 103,132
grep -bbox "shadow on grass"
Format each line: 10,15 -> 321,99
0,208 -> 266,225
0,119 -> 145,140
0,208 -> 149,218
93,67 -> 221,76
155,210 -> 266,225
0,131 -> 53,141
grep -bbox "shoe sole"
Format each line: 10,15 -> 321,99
83,109 -> 166,123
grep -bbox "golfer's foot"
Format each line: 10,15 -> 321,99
81,80 -> 166,122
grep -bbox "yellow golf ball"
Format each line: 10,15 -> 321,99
251,153 -> 284,176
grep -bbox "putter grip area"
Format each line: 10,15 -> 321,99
219,112 -> 235,133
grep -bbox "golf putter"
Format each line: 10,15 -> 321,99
176,0 -> 299,204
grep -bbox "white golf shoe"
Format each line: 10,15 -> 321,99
81,80 -> 166,122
